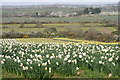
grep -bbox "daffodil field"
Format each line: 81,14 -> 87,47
0,39 -> 119,78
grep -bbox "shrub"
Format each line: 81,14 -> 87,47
19,23 -> 25,28
2,26 -> 8,29
111,31 -> 118,35
23,35 -> 29,38
31,31 -> 45,38
35,23 -> 44,28
104,23 -> 117,27
97,34 -> 114,42
66,28 -> 72,32
44,27 -> 57,34
58,31 -> 68,37
67,32 -> 77,38
73,29 -> 83,37
84,28 -> 98,40
2,32 -> 24,38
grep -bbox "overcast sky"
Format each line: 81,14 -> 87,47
1,0 -> 120,3
1,0 -> 120,5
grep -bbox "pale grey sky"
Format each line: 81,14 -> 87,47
1,0 -> 120,3
1,0 -> 119,6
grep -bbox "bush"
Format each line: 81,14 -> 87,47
84,28 -> 98,40
66,28 -> 72,32
43,27 -> 58,38
111,31 -> 118,35
23,35 -> 29,38
58,31 -> 68,37
44,27 -> 57,34
19,23 -> 25,28
104,23 -> 117,27
73,29 -> 83,37
2,32 -> 24,38
97,34 -> 114,42
2,26 -> 8,29
31,31 -> 45,38
67,32 -> 77,38
35,23 -> 44,28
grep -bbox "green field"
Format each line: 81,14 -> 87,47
16,38 -> 69,43
1,23 -> 106,28
3,69 -> 114,78
2,15 -> 118,23
2,8 -> 83,14
16,38 -> 119,44
2,26 -> 117,34
2,70 -> 24,78
2,5 -> 118,23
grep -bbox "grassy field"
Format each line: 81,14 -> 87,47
16,38 -> 119,44
2,69 -> 115,78
1,23 -> 106,28
2,8 -> 83,14
2,15 -> 118,23
2,26 -> 117,34
2,5 -> 118,23
2,70 -> 24,78
16,38 -> 69,43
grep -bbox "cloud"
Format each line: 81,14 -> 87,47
2,0 -> 119,2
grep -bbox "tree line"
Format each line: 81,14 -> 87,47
83,7 -> 101,14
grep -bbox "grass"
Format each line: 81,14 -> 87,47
16,38 -> 119,44
2,68 -> 118,78
16,38 -> 69,44
52,69 -> 112,78
2,8 -> 83,14
53,38 -> 119,44
2,28 -> 45,33
2,70 -> 24,78
2,26 -> 117,34
2,15 -> 118,23
0,23 -> 104,28
1,23 -> 106,28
